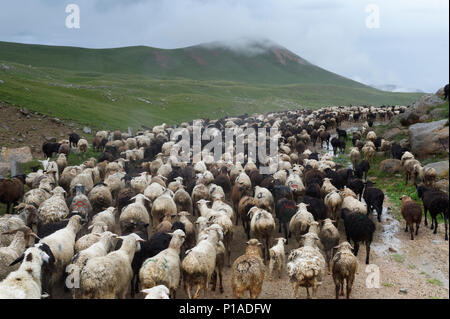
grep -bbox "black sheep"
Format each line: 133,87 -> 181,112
331,137 -> 346,155
341,208 -> 375,264
416,185 -> 448,240
346,178 -> 365,201
275,198 -> 296,243
363,182 -> 384,222
297,195 -> 327,221
69,133 -> 80,148
354,160 -> 370,181
391,143 -> 409,160
336,128 -> 347,140
305,183 -> 321,199
42,142 -> 61,158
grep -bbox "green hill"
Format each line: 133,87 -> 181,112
0,40 -> 423,130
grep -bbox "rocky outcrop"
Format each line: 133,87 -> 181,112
0,146 -> 33,164
408,120 -> 449,157
424,161 -> 449,179
399,94 -> 445,126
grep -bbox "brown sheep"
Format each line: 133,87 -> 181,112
0,176 -> 25,214
331,241 -> 358,299
400,195 -> 422,240
231,239 -> 265,299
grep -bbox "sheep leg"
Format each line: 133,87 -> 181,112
347,275 -> 355,299
279,261 -> 283,279
192,283 -> 202,299
218,268 -> 224,293
211,271 -> 217,291
170,288 -> 176,299
415,223 -> 420,236
444,215 -> 448,241
409,222 -> 414,240
365,241 -> 371,264
424,208 -> 428,226
292,282 -> 299,299
335,281 -> 340,299
353,241 -> 359,257
6,202 -> 10,214
283,223 -> 289,244
306,287 -> 311,299
405,224 -> 409,232
433,218 -> 438,234
268,259 -> 274,280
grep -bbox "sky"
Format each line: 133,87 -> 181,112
0,0 -> 448,92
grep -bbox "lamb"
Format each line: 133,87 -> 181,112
363,182 -> 384,222
318,218 -> 340,272
331,241 -> 358,299
88,183 -> 113,213
248,207 -> 275,262
181,224 -> 223,299
399,195 -> 422,240
120,194 -> 152,234
231,239 -> 265,299
79,233 -> 145,299
289,203 -> 315,245
141,285 -> 170,299
68,231 -> 118,298
39,215 -> 83,297
0,231 -> 27,281
416,185 -> 448,240
139,229 -> 186,299
92,207 -> 117,232
268,237 -> 286,280
287,232 -> 325,299
340,208 -> 375,264
0,244 -> 54,299
0,175 -> 25,214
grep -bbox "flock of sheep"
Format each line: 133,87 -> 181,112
0,104 -> 448,299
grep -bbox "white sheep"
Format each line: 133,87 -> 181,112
150,191 -> 177,229
141,285 -> 170,299
37,187 -> 69,225
139,229 -> 186,298
289,203 -> 315,245
79,233 -> 145,299
120,194 -> 151,231
254,186 -> 275,215
0,231 -> 27,281
91,207 -> 117,232
248,207 -> 275,262
74,221 -> 108,253
0,245 -> 53,299
131,172 -> 152,194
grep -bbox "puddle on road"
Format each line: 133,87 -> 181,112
371,206 -> 402,256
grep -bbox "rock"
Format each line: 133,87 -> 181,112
51,118 -> 61,124
436,86 -> 446,99
0,80 -> 4,84
409,120 -> 449,157
388,247 -> 397,253
383,127 -> 402,140
430,108 -> 445,120
433,179 -> 449,194
83,126 -> 92,134
424,161 -> 449,178
380,159 -> 402,173
1,64 -> 10,70
0,146 -> 33,164
0,162 -> 10,177
45,136 -> 57,142
399,288 -> 407,294
419,114 -> 430,122
399,138 -> 410,149
399,94 -> 446,126
19,107 -> 30,116
432,240 -> 441,245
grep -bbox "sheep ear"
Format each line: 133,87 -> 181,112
9,253 -> 25,266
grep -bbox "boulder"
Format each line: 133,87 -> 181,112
399,94 -> 445,126
435,86 -> 446,99
45,136 -> 57,142
409,120 -> 449,157
380,159 -> 402,173
0,162 -> 10,177
83,126 -> 92,134
424,161 -> 449,178
0,146 -> 33,164
383,127 -> 402,140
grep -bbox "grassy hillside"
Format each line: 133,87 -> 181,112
0,40 -> 423,130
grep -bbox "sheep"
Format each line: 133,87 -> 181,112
349,147 -> 360,170
74,222 -> 108,253
287,232 -> 325,299
69,133 -> 81,148
254,186 -> 275,216
0,244 -> 54,299
268,237 -> 286,280
155,214 -> 176,233
104,172 -> 126,200
416,185 -> 448,240
88,183 -> 113,213
173,188 -> 193,215
77,138 -> 89,156
42,142 -> 61,158
131,172 -> 152,194
69,184 -> 93,221
361,144 -> 375,162
177,211 -> 196,250
275,198 -> 297,243
139,229 -> 186,299
363,183 -> 384,222
68,231 -> 118,298
248,207 -> 275,262
340,187 -> 367,215
191,183 -> 210,217
59,166 -> 83,192
70,171 -> 94,196
0,176 -> 25,214
324,191 -> 343,224
56,153 -> 67,174
289,203 -> 315,245
321,178 -> 338,197
231,239 -> 265,299
141,285 -> 170,299
150,191 -> 177,229
181,224 -> 223,299
331,241 -> 358,299
79,233 -> 145,299
211,194 -> 234,221
0,231 -> 28,281
318,218 -> 340,272
37,187 -> 69,226
205,209 -> 234,267
399,195 -> 422,240
120,194 -> 152,234
340,208 -> 375,264
92,207 -> 117,232
38,215 -> 83,292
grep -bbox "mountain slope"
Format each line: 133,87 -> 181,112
0,40 -> 367,87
